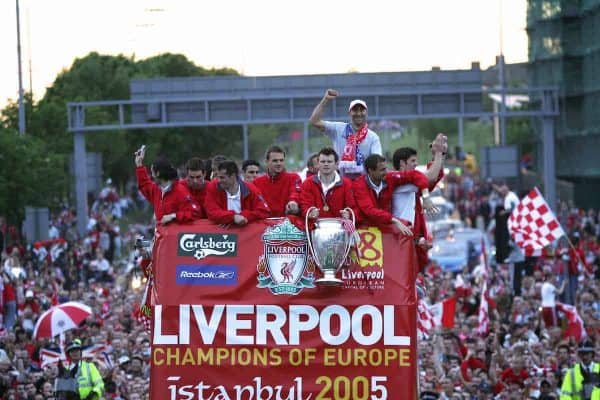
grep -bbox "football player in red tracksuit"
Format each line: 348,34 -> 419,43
205,160 -> 270,225
179,157 -> 208,219
135,148 -> 201,225
391,136 -> 446,272
253,145 -> 302,218
299,147 -> 359,224
353,154 -> 431,235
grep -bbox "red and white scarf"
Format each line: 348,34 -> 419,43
341,124 -> 369,162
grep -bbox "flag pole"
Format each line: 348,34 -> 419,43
563,234 -> 586,272
532,188 -> 586,270
529,187 -> 585,268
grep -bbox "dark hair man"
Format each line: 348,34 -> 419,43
204,160 -> 270,226
241,159 -> 261,183
305,153 -> 319,179
134,147 -> 200,225
299,147 -> 358,223
179,157 -> 207,218
253,146 -> 302,217
353,154 -> 429,235
310,89 -> 382,178
209,155 -> 228,180
392,135 -> 446,271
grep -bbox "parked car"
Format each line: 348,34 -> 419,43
428,218 -> 465,240
428,238 -> 469,272
428,227 -> 494,272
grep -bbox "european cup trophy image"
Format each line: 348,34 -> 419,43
305,207 -> 356,286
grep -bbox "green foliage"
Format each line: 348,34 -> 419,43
0,52 -> 240,224
134,53 -> 237,78
0,127 -> 68,224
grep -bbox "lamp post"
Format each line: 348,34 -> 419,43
16,0 -> 26,134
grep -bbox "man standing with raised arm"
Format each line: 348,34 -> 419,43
309,89 -> 382,178
134,147 -> 200,225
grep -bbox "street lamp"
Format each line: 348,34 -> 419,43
16,0 -> 26,134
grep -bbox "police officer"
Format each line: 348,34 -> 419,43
60,339 -> 104,400
561,340 -> 600,400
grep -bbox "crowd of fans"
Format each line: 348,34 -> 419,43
0,183 -> 153,400
1,152 -> 599,399
418,164 -> 600,399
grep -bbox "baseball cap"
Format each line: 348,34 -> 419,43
348,99 -> 367,112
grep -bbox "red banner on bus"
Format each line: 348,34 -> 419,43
150,218 -> 417,400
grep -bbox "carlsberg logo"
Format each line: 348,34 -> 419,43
178,233 -> 238,259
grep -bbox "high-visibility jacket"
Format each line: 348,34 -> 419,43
75,360 -> 104,399
561,362 -> 600,400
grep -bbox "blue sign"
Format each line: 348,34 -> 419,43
176,265 -> 238,286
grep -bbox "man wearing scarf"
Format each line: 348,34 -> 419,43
310,89 -> 382,179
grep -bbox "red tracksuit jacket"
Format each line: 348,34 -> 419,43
253,171 -> 302,217
414,164 -> 445,270
413,164 -> 445,238
136,166 -> 200,223
353,170 -> 429,227
204,179 -> 271,224
299,174 -> 359,221
179,179 -> 207,219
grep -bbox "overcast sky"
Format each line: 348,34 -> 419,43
0,0 -> 528,107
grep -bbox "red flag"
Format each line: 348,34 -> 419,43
417,297 -> 457,338
508,187 -> 565,256
429,297 -> 457,329
556,302 -> 586,342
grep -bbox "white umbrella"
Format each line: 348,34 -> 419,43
33,301 -> 92,339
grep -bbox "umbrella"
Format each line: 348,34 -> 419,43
33,301 -> 92,339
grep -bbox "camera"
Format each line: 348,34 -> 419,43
135,237 -> 151,250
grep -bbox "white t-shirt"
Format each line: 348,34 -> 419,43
392,184 -> 418,224
540,281 -> 557,307
322,121 -> 382,164
226,185 -> 242,214
91,258 -> 110,272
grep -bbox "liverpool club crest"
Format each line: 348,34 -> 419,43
257,219 -> 315,295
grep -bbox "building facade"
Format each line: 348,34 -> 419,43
528,0 -> 600,207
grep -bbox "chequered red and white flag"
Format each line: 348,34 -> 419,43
508,187 -> 565,256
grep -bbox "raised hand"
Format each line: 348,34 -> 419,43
324,89 -> 339,100
134,145 -> 146,167
423,197 -> 440,215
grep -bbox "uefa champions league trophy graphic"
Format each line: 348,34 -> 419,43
305,207 -> 356,286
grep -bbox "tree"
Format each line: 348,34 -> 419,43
0,127 -> 67,224
1,52 -> 241,192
